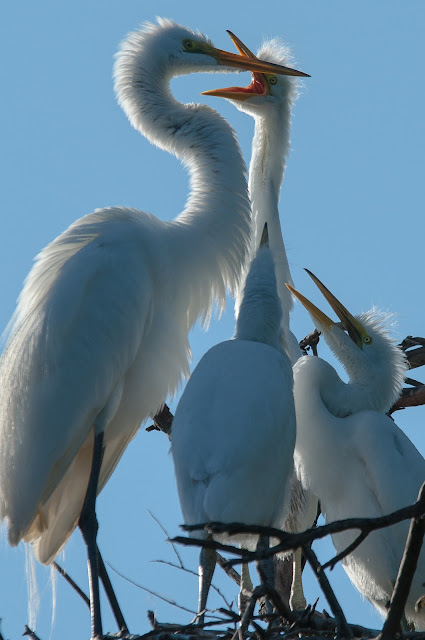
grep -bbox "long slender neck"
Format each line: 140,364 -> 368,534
249,107 -> 300,362
295,356 -> 377,422
234,248 -> 282,351
116,60 -> 251,326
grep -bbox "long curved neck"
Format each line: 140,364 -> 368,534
249,107 -> 300,362
117,62 -> 251,326
295,356 -> 377,422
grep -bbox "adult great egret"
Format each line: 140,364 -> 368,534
0,18 -> 306,639
171,226 -> 296,621
287,272 -> 425,628
204,33 -> 315,608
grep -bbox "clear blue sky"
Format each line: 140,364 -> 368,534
1,1 -> 424,638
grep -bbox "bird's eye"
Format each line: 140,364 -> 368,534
363,335 -> 372,345
183,39 -> 194,51
269,76 -> 277,85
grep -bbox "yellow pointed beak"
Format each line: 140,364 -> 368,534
285,282 -> 335,329
211,33 -> 310,76
209,50 -> 309,75
304,269 -> 368,348
203,30 -> 309,101
226,30 -> 260,59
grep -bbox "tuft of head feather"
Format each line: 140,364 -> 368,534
257,38 -> 300,102
320,308 -> 407,413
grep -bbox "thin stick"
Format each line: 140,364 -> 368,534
216,552 -> 241,587
176,493 -> 425,566
321,531 -> 368,571
22,627 -> 42,640
148,509 -> 184,568
378,483 -> 425,640
302,546 -> 352,639
106,560 -> 198,615
152,559 -> 234,610
53,561 -> 90,609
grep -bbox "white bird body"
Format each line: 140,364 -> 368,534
2,208 -> 202,562
295,354 -> 425,626
173,338 -> 294,537
289,277 -> 425,627
0,18 -> 262,568
205,37 -> 313,608
172,240 -> 296,617
172,244 -> 296,539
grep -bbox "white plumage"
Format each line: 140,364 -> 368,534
172,233 -> 296,618
0,18 -> 300,637
204,34 -> 306,363
205,34 -> 315,608
289,273 -> 425,628
0,16 -> 252,562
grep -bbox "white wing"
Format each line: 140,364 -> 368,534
0,207 -> 156,548
172,339 -> 295,532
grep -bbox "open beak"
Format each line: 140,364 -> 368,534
204,30 -> 309,101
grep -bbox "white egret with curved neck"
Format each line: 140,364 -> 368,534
0,18 -> 306,638
287,272 -> 425,629
171,225 -> 296,621
203,32 -> 308,363
204,33 -> 315,608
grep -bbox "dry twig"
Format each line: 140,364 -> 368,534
378,484 -> 425,640
302,546 -> 352,638
299,330 -> 321,356
53,561 -> 90,609
146,403 -> 173,436
175,491 -> 425,567
22,627 -> 42,640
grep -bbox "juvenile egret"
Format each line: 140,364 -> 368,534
204,33 -> 315,607
171,226 -> 296,621
0,18 -> 306,638
287,272 -> 425,628
203,32 -> 307,363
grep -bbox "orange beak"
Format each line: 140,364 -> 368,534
203,30 -> 309,101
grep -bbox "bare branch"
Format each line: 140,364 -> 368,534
399,337 -> 425,368
378,484 -> 425,640
175,492 -> 425,567
53,561 -> 90,609
148,510 -> 184,568
299,329 -> 321,356
146,403 -> 173,436
216,553 -> 241,587
106,560 -> 199,616
22,627 -> 42,640
391,385 -> 425,412
152,558 -> 234,611
302,545 -> 352,638
322,532 -> 368,571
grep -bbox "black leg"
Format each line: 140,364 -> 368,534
197,540 -> 216,624
79,431 -> 104,640
97,544 -> 129,634
256,535 -> 275,614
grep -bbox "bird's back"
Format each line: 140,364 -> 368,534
172,334 -> 295,531
318,409 -> 425,626
0,207 -> 189,560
